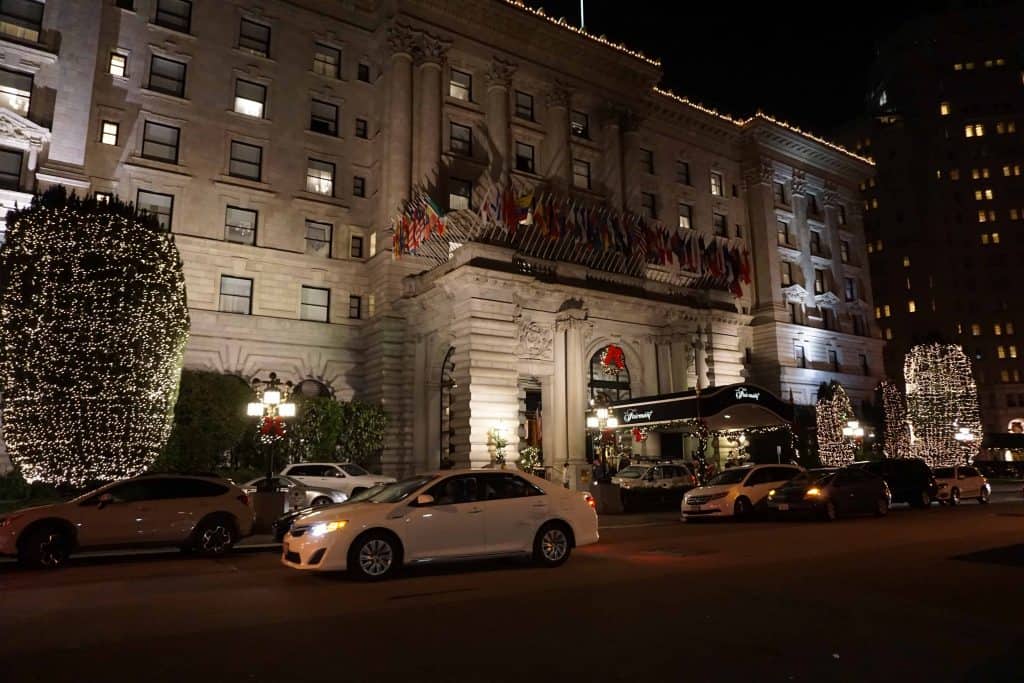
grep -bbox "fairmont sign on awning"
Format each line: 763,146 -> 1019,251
606,383 -> 793,432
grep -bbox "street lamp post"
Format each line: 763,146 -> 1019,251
842,420 -> 865,459
247,372 -> 296,492
586,405 -> 619,481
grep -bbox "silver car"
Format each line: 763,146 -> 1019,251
241,475 -> 347,511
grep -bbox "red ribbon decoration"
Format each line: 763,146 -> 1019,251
601,345 -> 626,375
260,415 -> 285,438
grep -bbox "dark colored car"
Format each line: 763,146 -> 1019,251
270,483 -> 388,542
851,458 -> 937,508
767,466 -> 891,521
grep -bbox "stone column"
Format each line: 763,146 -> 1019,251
694,328 -> 710,390
485,59 -> 515,181
414,34 -> 448,188
543,83 -> 572,187
620,109 -> 642,213
556,308 -> 592,491
386,24 -> 416,220
600,105 -> 624,209
823,183 -> 847,320
789,169 -> 816,310
743,158 -> 787,322
669,328 -> 692,392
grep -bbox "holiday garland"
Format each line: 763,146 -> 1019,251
0,188 -> 189,485
816,382 -> 858,467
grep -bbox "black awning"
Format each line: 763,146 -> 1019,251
606,383 -> 794,432
981,432 -> 1024,450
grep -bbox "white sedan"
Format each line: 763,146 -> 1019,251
281,469 -> 599,579
681,464 -> 803,520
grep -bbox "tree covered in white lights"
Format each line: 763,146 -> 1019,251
0,189 -> 189,486
904,343 -> 982,467
880,379 -> 910,458
816,381 -> 858,466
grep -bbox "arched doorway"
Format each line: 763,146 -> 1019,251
439,347 -> 456,468
588,345 -> 632,468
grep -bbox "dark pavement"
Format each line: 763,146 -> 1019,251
2,497 -> 1023,683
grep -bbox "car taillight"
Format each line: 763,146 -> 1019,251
583,493 -> 596,509
237,493 -> 250,506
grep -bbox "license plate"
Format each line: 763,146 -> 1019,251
777,504 -> 789,511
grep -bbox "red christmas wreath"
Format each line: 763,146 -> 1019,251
600,344 -> 626,376
260,415 -> 286,438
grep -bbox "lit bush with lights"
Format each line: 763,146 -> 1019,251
0,188 -> 189,485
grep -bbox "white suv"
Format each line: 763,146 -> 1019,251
611,463 -> 696,491
682,464 -> 803,520
932,465 -> 991,505
280,462 -> 396,498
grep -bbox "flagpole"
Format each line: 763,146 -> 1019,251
579,0 -> 585,29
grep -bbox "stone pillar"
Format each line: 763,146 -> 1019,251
743,158 -> 787,322
543,83 -> 572,187
485,59 -> 515,181
414,34 -> 448,188
669,329 -> 692,392
556,308 -> 592,491
823,183 -> 847,319
789,170 -> 816,310
386,24 -> 416,221
620,109 -> 642,214
600,106 -> 624,209
694,328 -> 710,390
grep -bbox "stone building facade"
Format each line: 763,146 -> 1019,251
0,0 -> 884,482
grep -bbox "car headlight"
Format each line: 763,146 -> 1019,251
768,489 -> 776,498
707,492 -> 728,501
804,487 -> 823,498
310,520 -> 348,537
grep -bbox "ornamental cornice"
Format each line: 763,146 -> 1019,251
0,109 -> 49,149
387,23 -> 418,56
515,315 -> 554,361
485,58 -> 516,88
782,284 -> 808,304
790,168 -> 808,196
815,291 -> 841,307
414,32 -> 451,66
544,82 -> 572,109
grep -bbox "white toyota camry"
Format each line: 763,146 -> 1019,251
281,469 -> 599,579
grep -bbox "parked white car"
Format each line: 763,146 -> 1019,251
240,475 -> 348,511
932,465 -> 991,505
681,464 -> 803,520
279,462 -> 396,498
611,462 -> 697,491
281,469 -> 599,579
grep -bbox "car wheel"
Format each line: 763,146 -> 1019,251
349,532 -> 400,580
821,500 -> 838,522
192,517 -> 236,556
978,488 -> 990,504
533,522 -> 572,568
949,488 -> 961,506
733,497 -> 752,520
311,496 -> 333,507
19,526 -> 71,569
915,490 -> 932,509
875,496 -> 890,517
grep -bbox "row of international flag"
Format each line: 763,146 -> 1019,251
392,182 -> 753,297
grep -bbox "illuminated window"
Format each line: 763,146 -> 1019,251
936,169 -> 942,180
981,234 -> 990,245
876,240 -> 883,252
776,219 -> 788,245
867,242 -> 874,254
971,323 -> 981,336
813,269 -> 826,295
998,346 -> 1006,359
965,62 -> 975,70
978,210 -> 988,223
875,306 -> 881,319
992,232 -> 1000,244
306,158 -> 335,196
1010,122 -> 1018,133
840,240 -> 850,264
312,43 -> 341,79
996,122 -> 1006,134
939,102 -> 950,116
996,58 -> 1006,66
871,198 -> 878,209
1011,209 -> 1020,221
109,53 -> 127,78
954,63 -> 963,71
780,261 -> 792,286
985,59 -> 993,68
995,323 -> 1003,336
884,304 -> 891,317
985,189 -> 994,200
449,69 -> 471,101
964,125 -> 973,138
447,178 -> 471,210
885,328 -> 893,341
1008,322 -> 1016,335
908,300 -> 916,313
956,323 -> 963,335
710,171 -> 724,197
1011,345 -> 1018,359
100,121 -> 119,146
902,256 -> 910,267
965,124 -> 984,138
950,169 -> 960,180
679,202 -> 693,230
0,0 -> 43,42
233,79 -> 265,118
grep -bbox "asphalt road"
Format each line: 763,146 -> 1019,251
2,496 -> 1023,683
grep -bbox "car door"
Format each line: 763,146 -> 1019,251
72,480 -> 162,547
740,468 -> 775,504
832,468 -> 868,513
146,478 -> 232,544
402,474 -> 486,561
960,467 -> 981,497
477,473 -> 548,553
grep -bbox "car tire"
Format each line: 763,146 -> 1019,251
875,496 -> 889,517
821,500 -> 838,522
733,497 -> 752,520
978,488 -> 990,504
191,516 -> 237,556
914,489 -> 932,509
18,525 -> 71,569
949,488 -> 961,506
348,531 -> 401,580
533,522 -> 572,568
311,496 -> 333,507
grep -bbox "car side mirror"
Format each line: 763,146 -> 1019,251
98,493 -> 114,509
414,494 -> 435,506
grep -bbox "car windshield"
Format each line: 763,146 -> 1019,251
346,483 -> 387,503
933,467 -> 955,478
362,475 -> 436,503
707,468 -> 750,486
616,466 -> 647,479
340,463 -> 369,477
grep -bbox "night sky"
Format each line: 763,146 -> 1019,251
533,0 -> 1005,135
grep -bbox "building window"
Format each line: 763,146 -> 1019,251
449,69 -> 471,101
357,62 -> 370,82
95,191 -> 113,203
450,122 -> 472,156
300,286 -> 330,322
0,148 -> 20,190
312,43 -> 340,78
224,206 -> 257,245
355,118 -> 368,139
100,121 -> 119,146
310,99 -> 338,136
676,160 -> 691,185
1011,345 -> 1019,359
828,350 -> 839,371
810,230 -> 822,256
971,323 -> 981,336
838,205 -> 847,225
641,193 -> 657,220
229,141 -> 262,180
515,141 -> 535,173
844,277 -> 856,302
348,295 -> 362,319
907,299 -> 916,313
141,121 -> 180,163
219,276 -> 252,315
806,193 -> 819,214
795,345 -> 806,368
884,328 -> 893,341
448,178 -> 472,211
148,55 -> 186,98
773,181 -> 787,204
0,68 -> 31,117
572,159 -> 591,190
306,159 -> 335,195
995,323 -> 1003,336
678,203 -> 693,230
884,304 -> 891,317
840,240 -> 850,263
109,53 -> 127,78
0,0 -> 43,42
350,235 -> 364,259
964,123 -> 984,138
136,189 -> 173,230
514,91 -> 534,120
776,220 -> 789,246
822,308 -> 836,331
710,171 -> 724,197
780,261 -> 792,286
860,354 -> 869,376
154,0 -> 192,33
712,212 -> 727,237
238,18 -> 270,57
853,315 -> 866,336
998,345 -> 1007,359
305,220 -> 332,256
640,148 -> 654,174
571,110 -> 589,138
233,79 -> 265,118
1011,322 -> 1018,336
814,269 -> 826,295
352,176 -> 366,198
